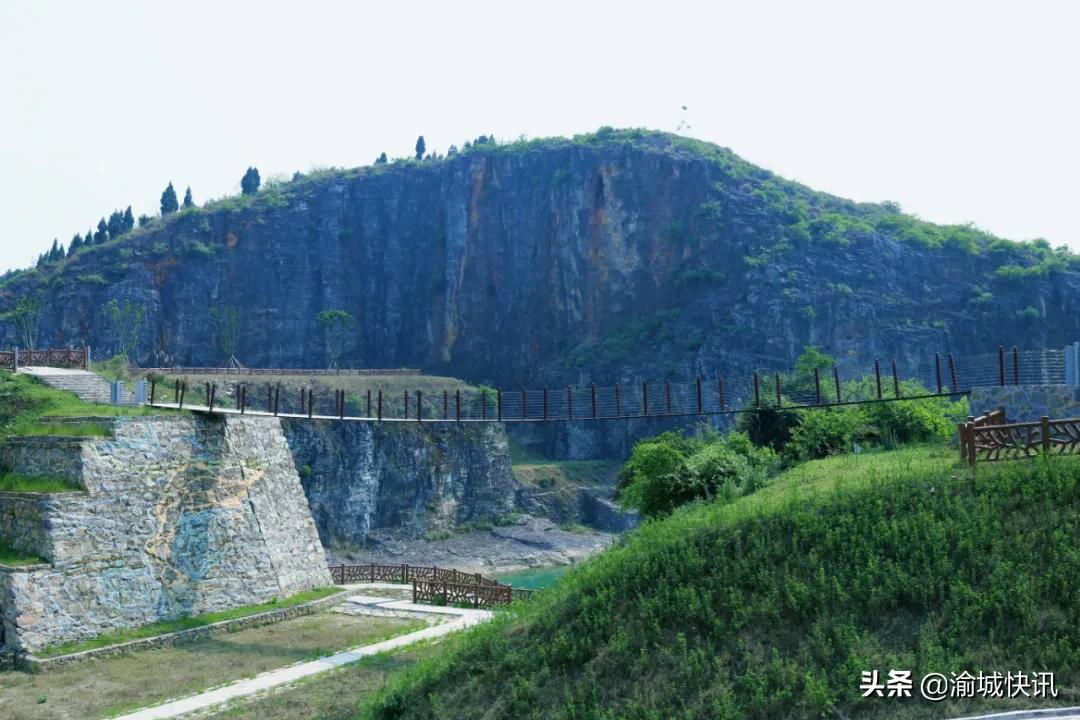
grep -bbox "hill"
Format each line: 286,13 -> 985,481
1,129 -> 1077,387
360,446 -> 1080,720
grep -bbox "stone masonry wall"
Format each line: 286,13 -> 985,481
969,385 -> 1080,423
0,415 -> 331,653
0,437 -> 85,487
0,493 -> 57,561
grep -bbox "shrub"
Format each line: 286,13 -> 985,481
784,407 -> 862,461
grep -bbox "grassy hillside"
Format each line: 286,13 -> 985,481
361,445 -> 1080,720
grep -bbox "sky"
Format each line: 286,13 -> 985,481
1,0 -> 1078,274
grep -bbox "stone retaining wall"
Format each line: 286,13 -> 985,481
0,437 -> 85,486
969,384 -> 1080,422
0,493 -> 59,561
0,415 -> 332,653
20,590 -> 347,671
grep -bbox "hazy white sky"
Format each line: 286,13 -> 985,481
1,0 -> 1078,274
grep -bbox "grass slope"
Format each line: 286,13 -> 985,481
0,369 -> 162,436
361,445 -> 1080,720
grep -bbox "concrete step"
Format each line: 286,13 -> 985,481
16,367 -> 113,404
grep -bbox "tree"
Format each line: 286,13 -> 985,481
315,309 -> 354,368
160,182 -> 179,215
86,227 -> 95,246
414,136 -> 426,160
137,214 -> 152,228
241,167 -> 261,195
210,306 -> 242,364
95,219 -> 109,244
375,152 -> 388,164
12,295 -> 40,348
106,298 -> 146,359
122,206 -> 135,232
447,144 -> 458,156
183,186 -> 194,209
69,233 -> 84,254
107,210 -> 124,238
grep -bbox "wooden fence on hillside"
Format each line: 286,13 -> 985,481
328,563 -> 535,608
959,409 -> 1080,465
0,347 -> 89,371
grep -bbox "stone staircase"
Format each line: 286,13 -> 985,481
17,366 -> 112,404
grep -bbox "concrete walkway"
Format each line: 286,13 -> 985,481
113,585 -> 492,720
951,709 -> 1080,720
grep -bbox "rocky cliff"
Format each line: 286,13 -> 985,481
3,129 -> 1077,386
282,419 -> 516,547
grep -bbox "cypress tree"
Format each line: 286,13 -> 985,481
107,210 -> 124,238
123,205 -> 135,232
161,182 -> 179,215
183,186 -> 194,208
415,135 -> 426,160
376,152 -> 388,164
95,219 -> 109,244
69,233 -> 84,254
138,214 -> 152,227
240,167 -> 261,195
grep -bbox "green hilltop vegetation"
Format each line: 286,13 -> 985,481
361,445 -> 1080,720
2,128 -> 1075,293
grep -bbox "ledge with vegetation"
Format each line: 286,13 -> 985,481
0,539 -> 46,567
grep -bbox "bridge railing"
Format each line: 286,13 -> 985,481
328,563 -> 535,608
145,345 -> 1065,423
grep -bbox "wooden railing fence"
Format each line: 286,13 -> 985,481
959,409 -> 1080,465
328,563 -> 536,608
0,347 -> 89,371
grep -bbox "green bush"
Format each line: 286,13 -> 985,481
784,407 -> 862,460
619,430 -> 778,517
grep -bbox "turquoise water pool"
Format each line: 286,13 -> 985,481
495,565 -> 571,590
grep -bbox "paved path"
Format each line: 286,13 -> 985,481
114,585 -> 492,720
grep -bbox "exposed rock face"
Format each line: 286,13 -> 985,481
0,416 -> 330,653
3,132 -> 1076,389
282,419 -> 516,546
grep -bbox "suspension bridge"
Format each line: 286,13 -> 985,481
138,345 -> 1067,424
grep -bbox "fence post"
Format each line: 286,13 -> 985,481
892,360 -> 900,398
642,382 -> 649,416
522,388 -> 528,419
998,346 -> 1006,386
874,360 -> 882,399
935,352 -> 943,395
366,389 -> 372,418
417,390 -> 423,423
455,389 -> 461,422
718,376 -> 726,410
267,383 -> 272,413
592,383 -> 598,418
1012,346 -> 1020,386
178,381 -> 185,409
208,383 -> 216,413
542,386 -> 548,421
481,389 -> 488,420
150,379 -> 156,406
615,383 -> 621,416
814,368 -> 821,405
753,371 -> 760,408
948,354 -> 959,392
308,389 -> 314,418
1041,416 -> 1051,453
567,386 -> 573,419
833,366 -> 841,403
339,389 -> 345,419
370,563 -> 375,583
775,372 -> 782,407
404,562 -> 409,583
403,390 -> 408,420
377,390 -> 383,421
443,390 -> 449,420
497,388 -> 503,421
241,384 -> 247,414
274,386 -> 280,415
966,422 -> 977,466
696,377 -> 703,414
